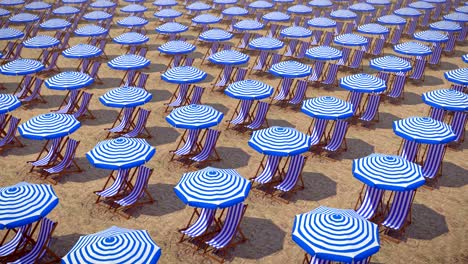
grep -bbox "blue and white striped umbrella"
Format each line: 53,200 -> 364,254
63,0 -> 87,4
166,104 -> 224,129
9,13 -> 39,24
186,2 -> 211,11
233,19 -> 264,31
377,15 -> 407,25
248,0 -> 274,9
62,44 -> 103,59
199,29 -> 233,42
249,37 -> 284,50
262,11 -> 290,22
429,20 -> 462,32
339,73 -> 386,93
393,116 -> 456,144
306,46 -> 343,61
19,113 -> 80,140
161,66 -> 207,84
0,94 -> 21,114
0,0 -> 23,6
444,68 -> 468,85
420,0 -> 445,3
249,126 -> 311,156
214,0 -> 237,5
40,18 -> 71,30
45,72 -> 94,90
357,23 -> 390,35
409,1 -> 435,10
192,14 -> 222,24
100,87 -> 152,108
292,206 -> 380,263
153,0 -> 177,7
349,3 -> 375,12
0,28 -> 24,40
90,0 -> 116,8
302,96 -> 354,120
330,9 -> 358,20
0,8 -> 9,17
270,60 -> 312,78
463,54 -> 468,63
62,226 -> 161,264
121,4 -> 148,13
353,154 -> 425,191
74,25 -> 108,37
280,26 -> 312,38
287,4 -> 313,14
108,55 -> 150,71
413,30 -> 448,43
154,8 -> 182,19
24,1 -> 51,10
370,56 -> 412,73
158,40 -> 196,55
366,0 -> 391,5
209,50 -> 250,65
456,6 -> 468,14
393,7 -> 422,17
225,80 -> 273,100
0,182 -> 59,229
155,22 -> 188,34
113,32 -> 149,46
83,11 -> 113,21
307,17 -> 337,28
0,59 -> 44,76
87,137 -> 155,170
393,41 -> 432,56
422,89 -> 468,112
23,35 -> 60,49
117,16 -> 148,28
273,0 -> 294,3
174,167 -> 251,209
53,6 -> 80,15
222,6 -> 249,16
307,0 -> 333,7
334,34 -> 369,47
443,12 -> 468,22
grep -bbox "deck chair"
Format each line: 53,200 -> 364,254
0,224 -> 31,259
359,94 -> 382,123
294,41 -> 309,60
347,50 -> 364,71
0,117 -> 23,152
421,144 -> 446,184
179,208 -> 216,242
404,19 -> 417,36
165,84 -> 190,111
190,129 -> 221,164
274,155 -> 306,197
136,73 -> 149,90
387,74 -> 406,100
399,139 -> 418,162
321,64 -> 339,86
355,185 -> 384,220
310,30 -> 322,45
451,112 -> 467,143
95,169 -> 131,203
322,31 -> 334,46
29,138 -> 62,170
308,118 -> 328,147
338,48 -> 351,66
123,108 -> 151,138
213,66 -> 234,90
89,61 -> 103,84
343,22 -> 354,34
409,58 -> 426,82
40,52 -> 60,75
428,44 -> 442,66
1,42 -> 16,61
184,57 -> 194,67
251,51 -> 269,73
227,100 -> 253,128
443,33 -> 456,55
171,129 -> 201,159
55,90 -> 80,114
122,70 -> 137,87
323,120 -> 349,153
187,86 -> 204,105
377,72 -> 390,86
251,155 -> 281,185
303,254 -> 331,264
450,85 -> 465,93
202,42 -> 219,63
267,24 -> 279,38
456,27 -> 467,42
289,80 -> 308,105
237,33 -> 250,50
389,27 -> 402,45
14,76 -> 33,99
369,38 -> 385,56
20,78 -> 46,104
429,107 -> 445,121
308,62 -> 324,84
0,114 -> 8,135
381,190 -> 415,240
245,101 -> 270,130
139,47 -> 148,57
42,139 -> 81,184
230,68 -> 247,84
266,53 -> 282,73
106,107 -> 134,137
348,91 -> 363,115
335,22 -> 344,35
273,78 -> 294,102
421,11 -> 431,27
72,92 -> 94,120
283,39 -> 298,57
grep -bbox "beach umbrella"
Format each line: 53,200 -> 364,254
0,28 -> 24,40
409,1 -> 435,10
62,226 -> 161,264
225,80 -> 273,100
357,23 -> 390,35
0,94 -> 21,114
153,8 -> 182,19
307,0 -> 333,7
155,22 -> 188,35
113,32 -> 149,46
19,113 -> 80,140
349,3 -> 375,12
422,89 -> 468,112
393,41 -> 432,57
0,8 -> 9,17
62,44 -> 103,59
166,104 -> 223,129
248,0 -> 274,9
455,6 -> 468,14
108,54 -> 150,71
330,9 -> 358,20
23,35 -> 60,49
117,16 -> 149,28
24,1 -> 51,11
463,54 -> 468,63
9,13 -> 40,24
393,117 -> 456,144
334,33 -> 368,47
393,7 -> 422,17
86,137 -> 155,170
353,154 -> 425,191
443,12 -> 468,23
305,46 -> 343,61
280,26 -> 313,38
413,30 -> 449,43
83,11 -> 113,21
161,66 -> 207,84
0,0 -> 24,6
421,0 -> 445,3
262,11 -> 290,22
209,50 -> 249,65
269,60 -> 312,78
369,56 -> 412,73
249,37 -> 284,50
158,40 -> 196,55
174,167 -> 251,209
214,0 -> 237,5
100,87 -> 152,108
121,4 -> 148,13
186,2 -> 211,12
249,126 -> 311,156
62,0 -> 87,4
429,20 -> 462,32
307,17 -> 337,28
45,72 -> 94,90
287,4 -> 313,15
233,19 -> 264,31
222,6 -> 249,17
90,0 -> 116,8
366,0 -> 391,5
302,96 -> 354,120
292,206 -> 380,263
74,25 -> 108,37
0,182 -> 59,229
52,6 -> 80,15
153,0 -> 177,8
0,59 -> 44,76
339,73 -> 386,93
273,0 -> 294,3
192,14 -> 222,25
377,15 -> 407,25
444,68 -> 468,85
40,18 -> 71,30
199,29 -> 233,42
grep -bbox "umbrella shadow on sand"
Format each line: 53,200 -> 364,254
406,203 -> 449,240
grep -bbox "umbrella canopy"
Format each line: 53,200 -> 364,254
369,56 -> 412,73
422,89 -> 468,112
429,20 -> 462,32
307,17 -> 337,28
8,13 -> 40,24
334,33 -> 368,47
83,11 -> 113,21
409,1 -> 435,10
222,6 -> 249,16
248,126 -> 311,156
108,54 -> 150,71
19,113 -> 80,140
62,44 -> 103,59
292,206 -> 380,263
357,23 -> 390,35
463,54 -> 468,63
24,1 -> 51,10
287,4 -> 313,14
233,19 -> 264,31
174,167 -> 251,209
349,3 -> 375,12
0,182 -> 59,229
62,226 -> 161,264
393,7 -> 422,17
86,137 -> 155,170
166,104 -> 224,129
339,73 -> 386,93
443,12 -> 468,23
155,22 -> 188,34
186,2 -> 211,11
306,46 -> 343,61
74,25 -> 108,37
330,9 -> 358,20
366,0 -> 391,4
158,40 -> 196,55
302,96 -> 354,120
269,60 -> 312,78
0,59 -> 44,76
393,41 -> 432,57
153,0 -> 177,7
53,6 -> 80,15
153,8 -> 182,19
23,35 -> 60,49
249,37 -> 284,50
161,66 -> 207,84
117,16 -> 148,28
413,30 -> 449,43
0,8 -> 10,16
62,0 -> 87,3
0,28 -> 24,40
45,72 -> 94,90
262,11 -> 290,22
40,18 -> 71,30
280,26 -> 313,38
248,0 -> 274,9
444,68 -> 468,85
192,14 -> 222,24
393,116 -> 456,144
113,32 -> 149,46
353,154 -> 425,191
199,29 -> 233,42
214,0 -> 237,4
121,4 -> 148,13
0,94 -> 21,114
421,0 -> 445,3
209,50 -> 250,65
0,0 -> 24,6
455,6 -> 468,14
377,15 -> 407,25
90,0 -> 116,8
307,0 -> 333,7
99,87 -> 153,108
225,80 -> 273,100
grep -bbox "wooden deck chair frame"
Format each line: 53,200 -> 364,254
396,138 -> 421,162
211,66 -> 237,92
0,114 -> 11,137
12,76 -> 38,100
119,70 -> 141,87
164,84 -> 192,112
359,93 -> 383,126
94,169 -> 133,204
123,108 -> 152,138
189,129 -> 222,166
0,116 -> 24,151
354,184 -> 386,222
306,118 -> 328,149
0,224 -> 34,261
225,100 -> 254,130
178,207 -> 223,243
165,54 -> 187,71
74,91 -> 95,120
244,101 -> 270,131
54,90 -> 79,114
380,190 -> 417,243
321,120 -> 350,156
28,137 -> 66,173
41,140 -> 82,185
270,78 -> 294,104
418,143 -> 447,188
249,155 -> 284,186
170,129 -> 203,161
271,155 -> 308,204
105,107 -> 136,138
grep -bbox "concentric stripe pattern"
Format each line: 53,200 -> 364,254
155,22 -> 188,34
287,4 -> 313,14
366,0 -> 391,5
24,1 -> 51,10
349,3 -> 375,12
9,13 -> 39,23
0,59 -> 44,76
90,0 -> 116,8
186,2 -> 211,11
158,40 -> 196,55
339,73 -> 387,93
393,116 -> 456,144
121,4 -> 147,13
369,55 -> 412,73
393,41 -> 432,56
113,32 -> 149,45
0,28 -> 24,40
429,20 -> 462,32
225,80 -> 274,100
234,19 -> 264,31
306,46 -> 343,61
393,7 -> 422,17
307,17 -> 337,28
443,12 -> 468,22
99,86 -> 153,108
153,0 -> 177,7
166,104 -> 224,129
199,29 -> 233,42
408,1 -> 435,10
53,6 -> 80,15
74,25 -> 108,37
249,126 -> 311,156
19,113 -> 81,140
280,26 -> 313,38
209,50 -> 250,65
117,16 -> 148,27
269,60 -> 312,78
40,18 -> 71,30
357,23 -> 389,35
377,15 -> 406,25
83,11 -> 113,20
414,30 -> 449,43
23,35 -> 60,49
422,89 -> 468,112
334,33 -> 368,46
45,71 -> 94,90
161,66 -> 207,84
249,37 -> 284,50
262,11 -> 290,22
0,94 -> 21,114
307,0 -> 333,7
153,8 -> 182,19
108,54 -> 150,70
330,9 -> 358,19
444,68 -> 468,85
302,96 -> 354,120
192,14 -> 222,24
222,6 -> 249,16
248,0 -> 274,9
62,44 -> 103,59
